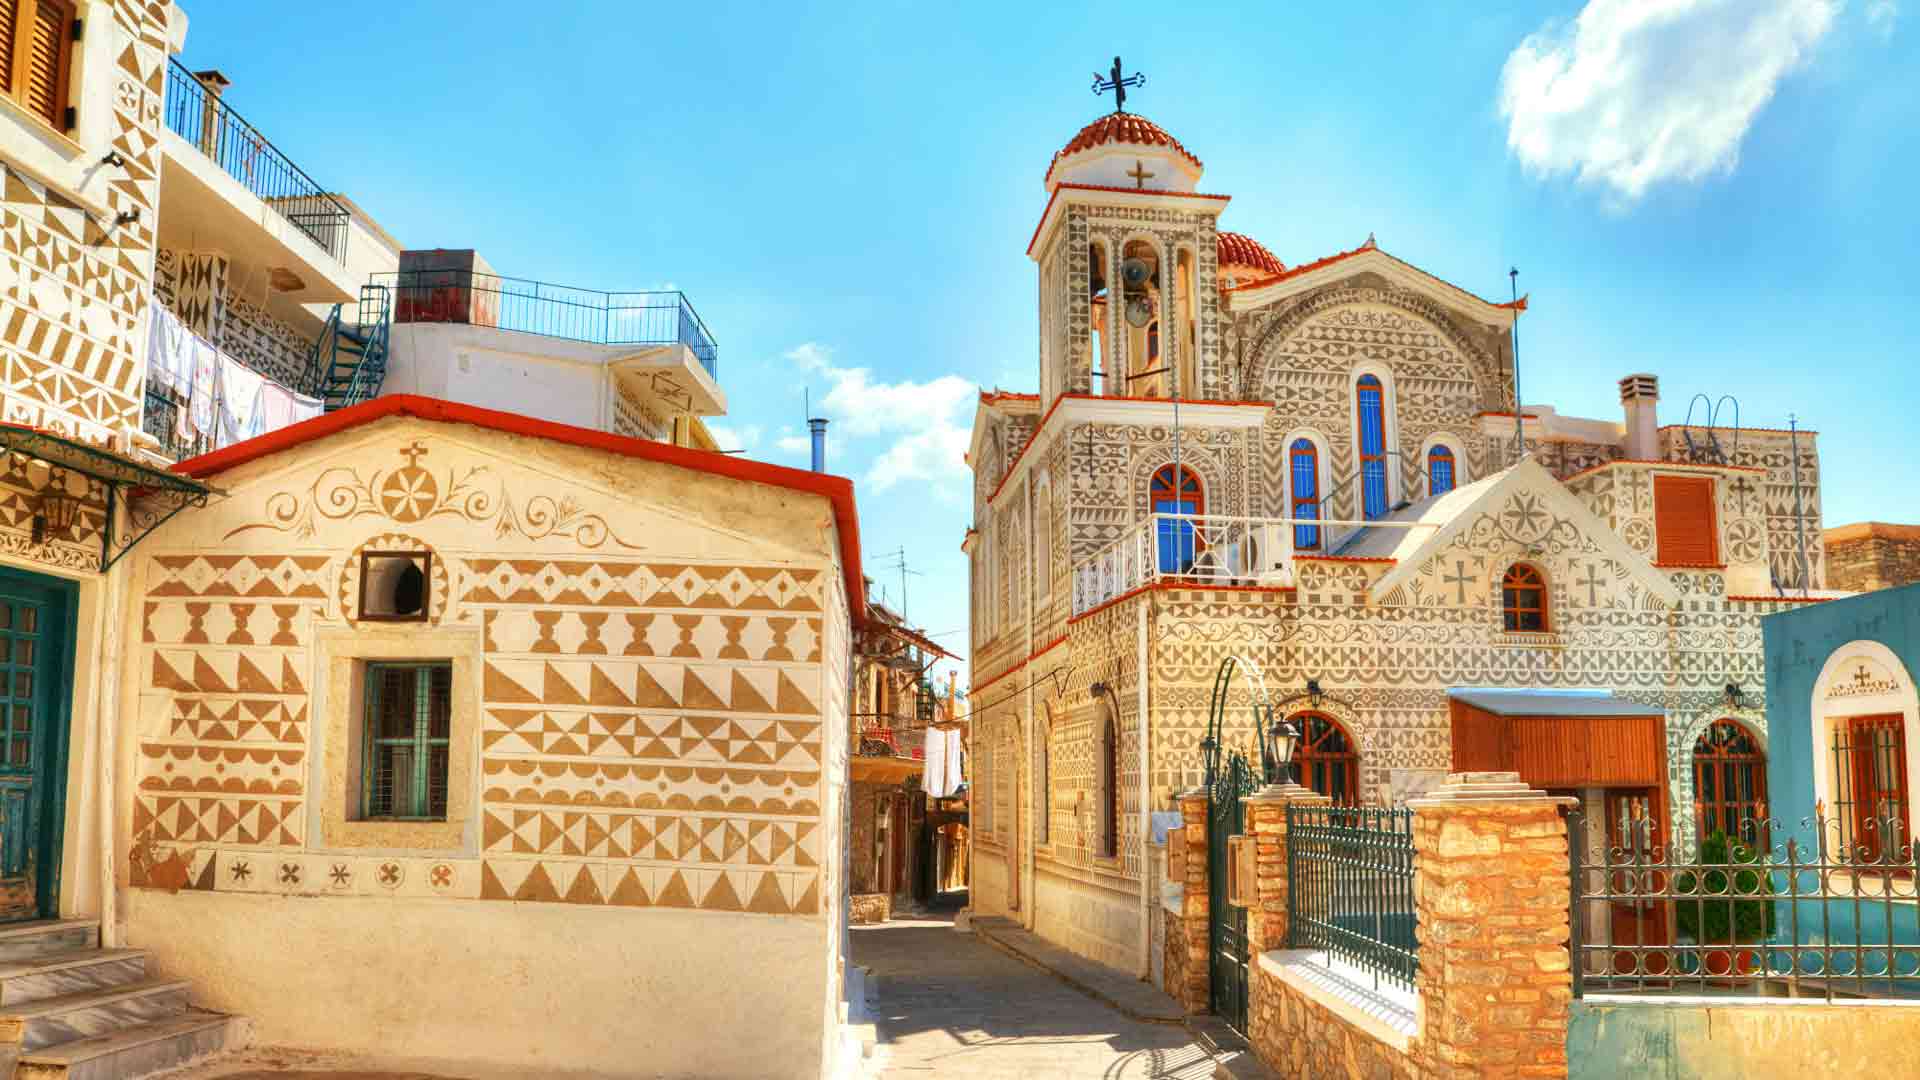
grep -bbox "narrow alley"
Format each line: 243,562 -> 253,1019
851,909 -> 1221,1080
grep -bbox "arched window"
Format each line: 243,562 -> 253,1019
1293,713 -> 1359,803
1428,444 -> 1456,497
1038,705 -> 1052,847
1356,374 -> 1388,519
1100,708 -> 1120,858
1147,320 -> 1160,365
1034,480 -> 1053,600
1150,465 -> 1203,574
1502,564 -> 1548,632
1694,719 -> 1767,845
1289,439 -> 1321,551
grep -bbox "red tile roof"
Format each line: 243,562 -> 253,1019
1217,232 -> 1285,276
1046,113 -> 1203,185
174,395 -> 867,625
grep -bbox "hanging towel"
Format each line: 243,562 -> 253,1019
288,390 -> 324,424
215,353 -> 267,448
924,726 -> 949,797
144,304 -> 193,400
179,335 -> 220,441
247,379 -> 296,440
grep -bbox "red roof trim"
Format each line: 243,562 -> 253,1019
1653,561 -> 1728,570
1067,581 -> 1297,625
1026,184 -> 1232,257
1223,241 -> 1517,311
978,390 -> 1041,406
1295,555 -> 1397,565
1656,423 -> 1819,436
1727,594 -> 1831,604
968,634 -> 1069,696
174,395 -> 868,626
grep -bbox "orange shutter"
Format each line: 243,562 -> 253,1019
0,1 -> 19,100
1653,474 -> 1719,565
17,0 -> 68,127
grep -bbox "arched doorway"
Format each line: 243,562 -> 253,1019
1292,712 -> 1359,803
1692,718 -> 1767,847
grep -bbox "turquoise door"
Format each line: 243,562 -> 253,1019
0,572 -> 75,922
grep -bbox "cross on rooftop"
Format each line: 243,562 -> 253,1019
1092,56 -> 1145,113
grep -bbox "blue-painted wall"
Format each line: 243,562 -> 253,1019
1762,582 -> 1920,957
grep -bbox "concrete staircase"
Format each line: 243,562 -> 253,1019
0,920 -> 246,1080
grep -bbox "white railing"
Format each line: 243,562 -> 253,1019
1070,513 -> 1442,615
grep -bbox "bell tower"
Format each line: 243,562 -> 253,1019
1029,71 -> 1231,403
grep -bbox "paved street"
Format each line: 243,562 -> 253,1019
852,913 -> 1217,1079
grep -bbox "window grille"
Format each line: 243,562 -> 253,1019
1693,719 -> 1768,847
1502,564 -> 1548,632
1289,439 -> 1321,550
1428,444 -> 1456,496
1355,375 -> 1388,519
363,662 -> 452,820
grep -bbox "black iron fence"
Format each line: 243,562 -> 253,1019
1286,803 -> 1419,993
140,389 -> 213,462
1569,807 -> 1920,1000
372,270 -> 719,380
163,61 -> 351,262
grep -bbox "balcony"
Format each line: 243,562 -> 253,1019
375,270 -> 719,382
1071,512 -> 1446,615
159,61 -> 371,304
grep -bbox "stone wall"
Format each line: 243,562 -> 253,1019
849,894 -> 891,924
851,782 -> 879,894
1825,523 -> 1920,593
1161,904 -> 1189,1006
1250,965 -> 1416,1080
1166,791 -> 1209,1013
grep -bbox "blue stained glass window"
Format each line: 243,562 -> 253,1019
1429,444 -> 1456,496
1357,375 -> 1388,519
1150,466 -> 1201,573
1289,438 -> 1321,551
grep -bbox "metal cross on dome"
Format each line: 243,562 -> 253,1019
1092,56 -> 1145,113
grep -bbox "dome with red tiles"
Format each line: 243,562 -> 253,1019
1216,232 -> 1285,278
1044,112 -> 1204,191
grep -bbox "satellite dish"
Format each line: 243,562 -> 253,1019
1121,258 -> 1152,290
1125,294 -> 1154,328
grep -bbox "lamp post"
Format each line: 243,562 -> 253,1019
1262,714 -> 1301,786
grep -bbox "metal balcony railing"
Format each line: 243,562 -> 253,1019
853,713 -> 928,760
163,61 -> 352,262
371,270 -> 719,381
1070,512 -> 1446,614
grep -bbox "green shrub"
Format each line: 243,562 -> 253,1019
1675,830 -> 1776,944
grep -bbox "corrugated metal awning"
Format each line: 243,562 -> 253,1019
1446,688 -> 1661,718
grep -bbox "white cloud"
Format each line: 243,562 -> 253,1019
704,423 -> 762,452
1868,0 -> 1899,37
1499,0 -> 1840,203
786,343 -> 974,496
774,428 -> 810,456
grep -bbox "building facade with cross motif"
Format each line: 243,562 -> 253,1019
961,101 -> 1844,981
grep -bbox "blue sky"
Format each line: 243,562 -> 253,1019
179,0 -> 1914,686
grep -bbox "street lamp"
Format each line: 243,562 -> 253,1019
1305,678 -> 1324,709
1263,714 -> 1301,785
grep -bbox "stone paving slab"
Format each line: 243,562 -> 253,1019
971,916 -> 1187,1023
855,915 -> 1216,1079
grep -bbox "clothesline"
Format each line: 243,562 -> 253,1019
145,302 -> 322,451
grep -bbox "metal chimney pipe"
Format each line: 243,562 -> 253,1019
808,417 -> 829,473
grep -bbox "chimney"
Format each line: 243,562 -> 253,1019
808,417 -> 829,473
1619,374 -> 1660,461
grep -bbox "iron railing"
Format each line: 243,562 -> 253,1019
1286,803 -> 1419,993
853,712 -> 928,760
162,61 -> 351,262
1070,512 -> 1442,615
140,389 -> 212,461
1569,807 -> 1920,1000
372,270 -> 719,380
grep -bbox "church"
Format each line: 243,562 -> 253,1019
962,81 -> 1837,984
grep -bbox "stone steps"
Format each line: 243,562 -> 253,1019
0,919 -> 247,1078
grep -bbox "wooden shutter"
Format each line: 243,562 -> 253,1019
11,0 -> 70,127
0,1 -> 19,104
1653,474 -> 1719,565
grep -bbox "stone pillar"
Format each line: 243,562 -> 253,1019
1169,788 -> 1210,1013
1243,781 -> 1331,954
1408,772 -> 1576,1080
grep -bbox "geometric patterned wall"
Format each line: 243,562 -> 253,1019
130,429 -> 839,919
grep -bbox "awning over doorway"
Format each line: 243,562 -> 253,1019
1447,688 -> 1666,789
0,423 -> 212,572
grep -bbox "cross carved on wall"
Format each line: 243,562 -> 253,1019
1127,160 -> 1155,188
1443,560 -> 1476,604
1576,563 -> 1604,606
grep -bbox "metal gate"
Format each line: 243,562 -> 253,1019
1208,752 -> 1255,1031
1203,657 -> 1271,1035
